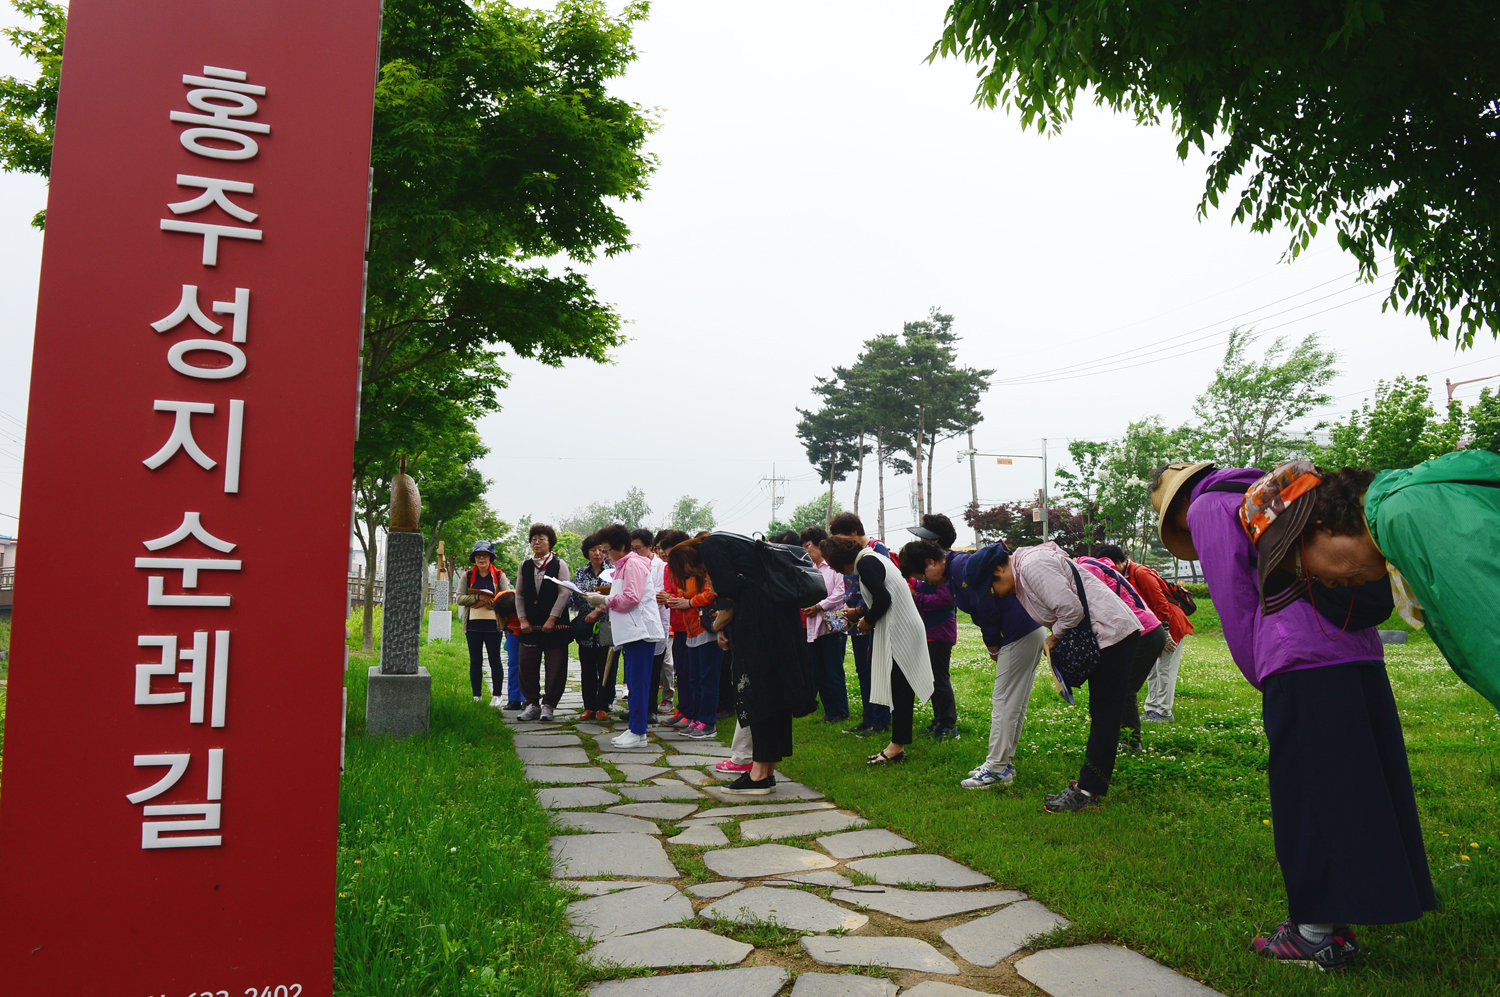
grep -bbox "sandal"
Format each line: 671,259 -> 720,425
867,748 -> 907,765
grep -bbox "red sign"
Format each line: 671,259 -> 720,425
0,2 -> 381,993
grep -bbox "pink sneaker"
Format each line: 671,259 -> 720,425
715,758 -> 752,774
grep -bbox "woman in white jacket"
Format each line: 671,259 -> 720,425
820,537 -> 933,766
584,523 -> 663,748
989,542 -> 1142,813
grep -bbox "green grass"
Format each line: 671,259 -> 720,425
336,621 -> 589,996
0,614 -> 10,682
776,603 -> 1500,997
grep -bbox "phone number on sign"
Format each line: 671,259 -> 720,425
160,987 -> 302,997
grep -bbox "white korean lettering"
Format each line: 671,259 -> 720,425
143,512 -> 237,553
171,66 -> 268,162
178,631 -> 208,723
127,753 -> 190,804
135,636 -> 186,706
169,175 -> 258,223
215,288 -> 250,343
160,219 -> 263,266
136,515 -> 241,607
225,400 -> 244,493
144,400 -> 216,470
167,339 -> 247,379
211,631 -> 229,727
152,284 -> 221,334
134,630 -> 230,726
134,749 -> 225,849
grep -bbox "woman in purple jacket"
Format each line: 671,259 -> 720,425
900,540 -> 960,740
1152,462 -> 1432,974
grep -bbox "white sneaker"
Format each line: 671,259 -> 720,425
961,763 -> 1015,789
540,706 -> 555,722
489,696 -> 502,708
611,730 -> 649,748
472,696 -> 481,703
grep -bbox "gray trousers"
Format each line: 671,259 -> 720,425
1144,635 -> 1188,715
983,628 -> 1047,771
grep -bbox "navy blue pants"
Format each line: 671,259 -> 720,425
851,632 -> 890,726
621,639 -> 655,735
812,633 -> 849,720
689,640 -> 723,726
466,629 -> 502,699
505,631 -> 521,702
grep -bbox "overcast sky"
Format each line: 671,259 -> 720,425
2,1 -> 1497,547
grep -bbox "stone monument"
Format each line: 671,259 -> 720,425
365,456 -> 431,737
428,539 -> 453,642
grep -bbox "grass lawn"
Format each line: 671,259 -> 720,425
777,603 -> 1500,996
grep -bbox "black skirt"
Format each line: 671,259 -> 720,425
1262,662 -> 1436,925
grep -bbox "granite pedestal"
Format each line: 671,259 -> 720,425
365,666 -> 432,738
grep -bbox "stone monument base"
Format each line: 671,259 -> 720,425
427,610 -> 452,642
366,666 -> 431,738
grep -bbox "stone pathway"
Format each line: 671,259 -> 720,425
505,664 -> 1226,997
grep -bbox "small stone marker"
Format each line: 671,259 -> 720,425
700,886 -> 868,932
513,733 -> 585,748
550,833 -> 679,880
516,746 -> 591,765
667,824 -> 729,847
552,812 -> 660,835
777,870 -> 853,888
686,880 -> 745,899
738,809 -> 868,841
606,802 -> 699,820
568,881 -> 653,896
568,882 -> 692,940
702,843 -> 838,878
703,780 -> 822,804
834,887 -> 1025,923
1378,629 -> 1408,644
694,801 -> 836,821
941,900 -> 1070,966
790,973 -> 898,997
845,854 -> 994,888
588,965 -> 787,997
1015,943 -> 1228,996
426,609 -> 452,642
526,766 -> 611,784
616,784 -> 703,801
536,786 -> 620,809
588,926 -> 753,968
817,828 -> 915,859
800,936 -> 959,975
616,764 -> 671,781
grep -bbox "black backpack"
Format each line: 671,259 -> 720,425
756,538 -> 829,606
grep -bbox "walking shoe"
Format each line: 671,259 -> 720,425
852,724 -> 889,739
517,704 -> 542,721
1141,709 -> 1168,723
578,710 -> 596,721
1043,781 -> 1100,813
684,721 -> 716,740
611,730 -> 650,748
489,695 -> 503,708
867,748 -> 907,765
472,695 -> 482,703
1251,922 -> 1359,972
660,697 -> 673,713
665,712 -> 691,730
539,706 -> 554,722
961,763 -> 1015,789
506,700 -> 523,710
917,721 -> 939,739
931,725 -> 959,742
842,721 -> 874,735
715,758 -> 753,774
721,772 -> 776,795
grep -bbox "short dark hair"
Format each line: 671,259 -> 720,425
771,529 -> 801,545
629,528 -> 655,548
799,525 -> 828,546
528,523 -> 557,548
656,528 -> 689,550
1092,543 -> 1128,564
828,512 -> 865,537
1306,466 -> 1379,538
820,536 -> 864,573
493,590 -> 517,617
580,533 -> 600,558
920,513 -> 958,550
898,540 -> 945,578
597,523 -> 631,552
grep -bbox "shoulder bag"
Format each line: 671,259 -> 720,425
1050,562 -> 1102,692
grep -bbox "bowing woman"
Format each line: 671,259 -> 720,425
820,537 -> 933,767
514,523 -> 573,722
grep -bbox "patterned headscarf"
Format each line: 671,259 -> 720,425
1241,461 -> 1323,615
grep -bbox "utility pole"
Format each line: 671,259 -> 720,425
1447,373 -> 1500,404
1040,437 -> 1049,542
958,439 -> 1047,544
966,429 -> 979,546
761,463 -> 789,532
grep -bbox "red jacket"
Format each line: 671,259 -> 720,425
1123,561 -> 1192,643
664,573 -> 715,637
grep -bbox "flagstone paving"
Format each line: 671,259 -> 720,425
509,690 -> 1228,997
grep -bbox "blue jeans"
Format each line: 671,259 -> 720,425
621,639 -> 655,735
688,640 -> 723,726
812,633 -> 849,720
851,632 -> 890,727
505,631 -> 522,702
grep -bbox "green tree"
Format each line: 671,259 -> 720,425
839,334 -> 914,539
666,495 -> 717,533
435,502 -> 518,586
1319,374 -> 1463,469
779,493 -> 843,534
0,0 -> 61,228
1099,417 -> 1192,558
796,390 -> 861,526
1191,328 -> 1338,468
1053,440 -> 1110,542
934,1 -> 1500,346
1467,387 -> 1500,453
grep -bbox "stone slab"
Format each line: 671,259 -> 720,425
606,802 -> 699,820
695,801 -> 837,821
679,815 -> 734,827
901,984 -> 999,997
668,743 -> 734,757
364,666 -> 431,738
527,766 -> 611,784
616,784 -> 704,801
616,765 -> 671,781
589,965 -> 787,997
650,778 -> 685,786
800,935 -> 959,975
568,882 -> 692,940
686,880 -> 745,899
778,870 -> 854,888
599,751 -> 667,765
568,881 -> 653,896
703,781 -> 823,804
834,887 -> 1025,923
701,886 -> 867,932
817,828 -> 915,860
941,900 -> 1070,966
674,768 -> 718,786
537,786 -> 621,809
587,926 -> 752,968
666,755 -> 716,767
668,824 -> 729,847
516,746 -> 591,765
791,973 -> 898,997
738,810 -> 868,841
595,734 -> 663,753
512,733 -> 585,747
702,843 -> 838,878
1015,943 -> 1226,996
576,723 -> 609,734
845,854 -> 994,888
550,833 -> 679,880
553,811 -> 661,835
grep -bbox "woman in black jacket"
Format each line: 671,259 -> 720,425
515,523 -> 573,721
